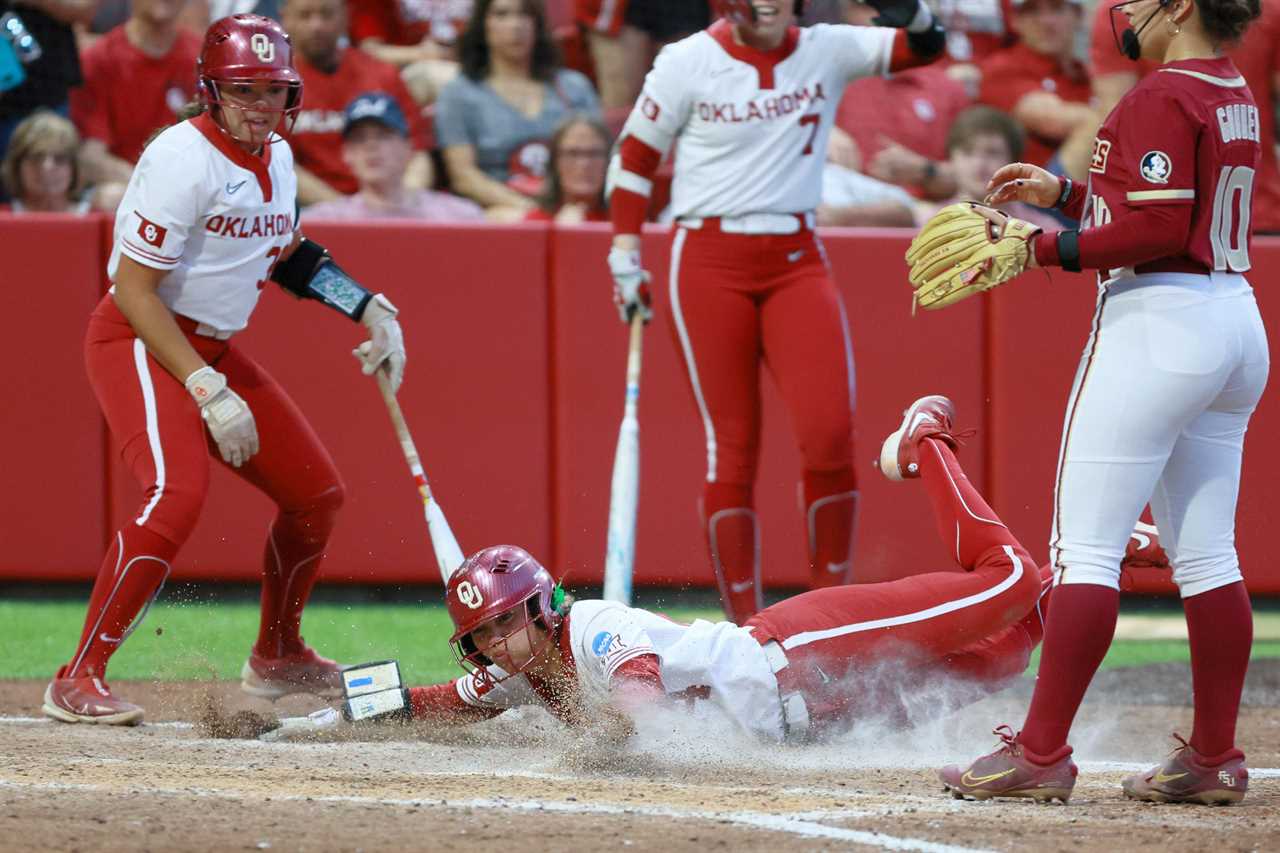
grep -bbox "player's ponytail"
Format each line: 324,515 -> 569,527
1195,0 -> 1260,45
141,101 -> 210,152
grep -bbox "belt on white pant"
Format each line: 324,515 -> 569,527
762,640 -> 811,741
678,211 -> 815,235
174,313 -> 236,340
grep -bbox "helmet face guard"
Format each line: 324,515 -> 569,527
1109,0 -> 1171,61
446,545 -> 565,687
198,15 -> 304,145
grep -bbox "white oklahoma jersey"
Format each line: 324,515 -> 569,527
451,600 -> 788,740
108,113 -> 298,333
625,21 -> 894,219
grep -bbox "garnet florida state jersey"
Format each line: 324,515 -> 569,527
108,114 -> 299,332
1083,57 -> 1261,274
632,21 -> 895,219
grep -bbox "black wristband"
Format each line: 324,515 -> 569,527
1055,177 -> 1073,209
271,238 -> 373,321
1057,230 -> 1082,273
906,21 -> 946,58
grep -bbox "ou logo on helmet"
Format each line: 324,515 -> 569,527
456,580 -> 484,609
250,32 -> 275,62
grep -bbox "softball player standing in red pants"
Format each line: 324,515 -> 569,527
606,0 -> 947,622
42,14 -> 407,726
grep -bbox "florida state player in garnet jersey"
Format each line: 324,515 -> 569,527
267,395 -> 1080,745
42,15 -> 408,727
940,0 -> 1267,806
605,0 -> 947,625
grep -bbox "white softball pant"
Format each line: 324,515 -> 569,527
1050,271 -> 1270,597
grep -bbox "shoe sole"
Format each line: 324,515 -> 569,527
240,661 -> 342,701
943,783 -> 1072,804
41,685 -> 144,726
1122,786 -> 1245,806
878,396 -> 947,481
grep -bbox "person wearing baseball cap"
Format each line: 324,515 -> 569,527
303,91 -> 483,221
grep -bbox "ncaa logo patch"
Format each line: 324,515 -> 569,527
591,631 -> 613,656
456,580 -> 483,609
1140,150 -> 1171,184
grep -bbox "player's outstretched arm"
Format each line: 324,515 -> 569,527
271,233 -> 407,393
864,0 -> 946,71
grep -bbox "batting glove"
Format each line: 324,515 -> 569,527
608,246 -> 653,324
185,366 -> 259,468
259,706 -> 343,742
354,293 -> 406,393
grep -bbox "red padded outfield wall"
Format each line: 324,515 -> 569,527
2,215 -> 1277,594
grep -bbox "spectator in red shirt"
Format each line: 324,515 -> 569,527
978,0 -> 1093,169
280,0 -> 434,205
347,0 -> 471,66
69,0 -> 201,188
1088,0 -> 1280,233
525,113 -> 610,223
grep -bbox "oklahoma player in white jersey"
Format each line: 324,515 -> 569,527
606,0 -> 947,624
268,395 -> 1084,743
940,0 -> 1267,806
42,15 -> 408,726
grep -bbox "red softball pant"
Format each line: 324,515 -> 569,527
666,223 -> 858,619
65,296 -> 345,678
746,439 -> 1049,735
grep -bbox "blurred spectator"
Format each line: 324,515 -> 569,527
574,0 -> 708,109
0,0 -> 98,155
205,0 -> 281,22
526,112 -> 608,222
978,0 -> 1092,169
348,0 -> 470,66
303,91 -> 484,220
280,0 -> 433,205
1087,0 -> 1280,233
436,0 -> 599,214
915,105 -> 1062,229
70,0 -> 201,189
0,108 -> 110,212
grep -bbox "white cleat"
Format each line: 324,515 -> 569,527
877,395 -> 958,481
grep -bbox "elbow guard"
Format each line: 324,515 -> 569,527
271,238 -> 374,321
906,21 -> 945,58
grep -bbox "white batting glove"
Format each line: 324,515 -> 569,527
185,366 -> 258,468
608,246 -> 652,324
354,293 -> 406,393
259,706 -> 343,742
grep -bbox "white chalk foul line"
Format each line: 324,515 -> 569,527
0,715 -> 193,730
0,778 -> 992,853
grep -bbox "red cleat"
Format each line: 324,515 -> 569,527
877,395 -> 958,481
1123,735 -> 1248,805
42,665 -> 144,726
241,640 -> 344,700
939,725 -> 1077,803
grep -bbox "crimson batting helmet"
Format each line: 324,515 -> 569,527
446,545 -> 566,687
198,14 -> 303,142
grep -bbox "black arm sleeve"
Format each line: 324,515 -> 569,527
907,21 -> 945,57
270,238 -> 374,321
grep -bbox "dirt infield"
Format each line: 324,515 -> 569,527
2,663 -> 1278,852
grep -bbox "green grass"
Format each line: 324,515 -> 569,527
3,600 -> 1277,684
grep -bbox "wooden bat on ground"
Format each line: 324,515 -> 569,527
375,372 -> 465,583
602,313 -> 645,604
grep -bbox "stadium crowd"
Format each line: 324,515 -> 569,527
0,0 -> 1276,228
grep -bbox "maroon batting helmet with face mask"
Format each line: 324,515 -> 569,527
198,14 -> 303,142
446,545 -> 566,688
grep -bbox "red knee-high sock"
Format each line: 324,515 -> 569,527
1018,582 -> 1118,760
702,482 -> 760,624
65,525 -> 176,679
916,438 -> 1021,569
1017,564 -> 1057,647
1185,581 -> 1252,759
803,466 -> 858,588
255,497 -> 340,657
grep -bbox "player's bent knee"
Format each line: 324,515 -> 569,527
1173,553 -> 1243,598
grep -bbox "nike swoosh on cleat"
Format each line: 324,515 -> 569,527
730,580 -> 754,594
960,768 -> 1017,786
1130,533 -> 1151,550
906,410 -> 935,437
1153,770 -> 1189,784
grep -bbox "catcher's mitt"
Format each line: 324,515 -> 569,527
905,202 -> 1042,310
